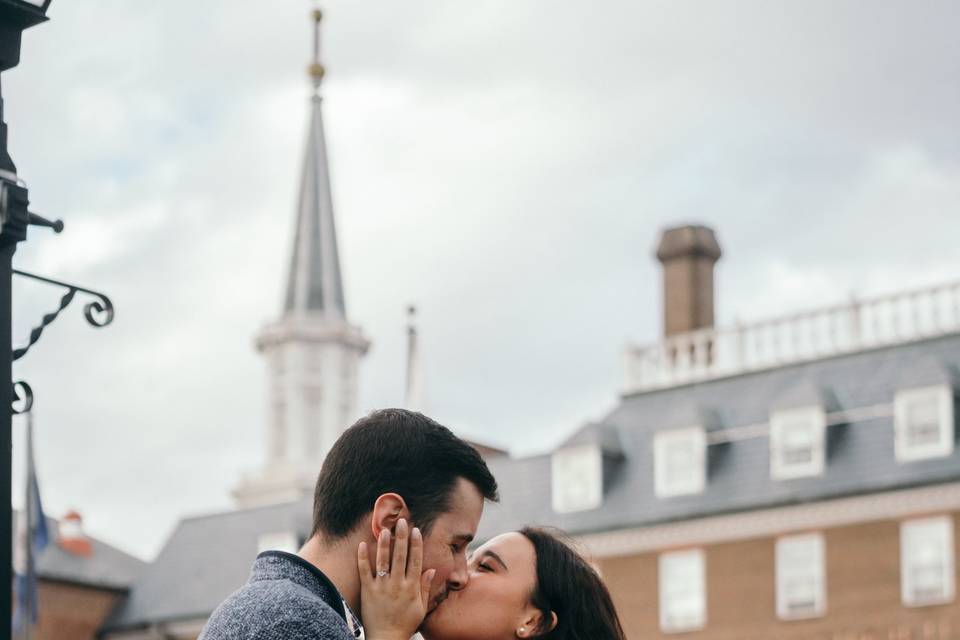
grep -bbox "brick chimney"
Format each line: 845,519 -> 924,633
57,510 -> 93,557
656,225 -> 722,337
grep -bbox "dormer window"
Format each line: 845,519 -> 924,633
894,385 -> 954,462
654,427 -> 706,497
770,407 -> 825,480
551,444 -> 603,513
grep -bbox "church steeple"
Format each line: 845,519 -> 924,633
235,7 -> 369,509
283,7 -> 345,318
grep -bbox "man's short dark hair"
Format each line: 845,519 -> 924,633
312,408 -> 499,539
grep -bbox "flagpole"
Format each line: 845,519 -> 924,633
23,410 -> 33,640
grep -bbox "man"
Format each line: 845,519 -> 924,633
200,409 -> 499,640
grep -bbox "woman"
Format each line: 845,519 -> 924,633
358,526 -> 626,640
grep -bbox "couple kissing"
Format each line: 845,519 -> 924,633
200,409 -> 625,640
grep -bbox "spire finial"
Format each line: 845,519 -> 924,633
308,7 -> 325,93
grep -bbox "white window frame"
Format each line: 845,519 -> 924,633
659,548 -> 706,633
770,406 -> 826,480
654,427 -> 706,498
901,516 -> 955,607
894,385 -> 955,463
776,532 -> 826,620
257,531 -> 300,555
551,444 -> 603,513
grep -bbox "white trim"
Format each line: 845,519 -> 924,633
775,532 -> 826,619
894,385 -> 955,463
576,481 -> 960,559
654,427 -> 706,497
900,515 -> 955,607
659,548 -> 706,633
770,406 -> 826,480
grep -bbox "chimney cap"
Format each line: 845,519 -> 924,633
656,224 -> 722,263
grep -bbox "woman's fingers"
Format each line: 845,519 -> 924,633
357,542 -> 372,585
375,528 -> 391,578
420,568 -> 436,608
392,519 -> 409,577
407,526 -> 423,580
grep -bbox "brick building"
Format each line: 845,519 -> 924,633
17,511 -> 145,640
477,225 -> 960,639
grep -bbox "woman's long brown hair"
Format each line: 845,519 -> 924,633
519,527 -> 627,640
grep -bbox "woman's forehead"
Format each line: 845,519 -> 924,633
476,531 -> 535,564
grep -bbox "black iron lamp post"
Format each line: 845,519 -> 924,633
1,2 -> 52,638
1,4 -> 113,635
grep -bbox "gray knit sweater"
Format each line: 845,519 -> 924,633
199,551 -> 360,640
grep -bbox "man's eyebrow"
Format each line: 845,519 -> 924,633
482,550 -> 509,571
453,532 -> 474,545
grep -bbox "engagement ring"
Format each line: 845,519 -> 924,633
376,570 -> 389,578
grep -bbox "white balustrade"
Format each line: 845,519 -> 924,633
624,280 -> 960,394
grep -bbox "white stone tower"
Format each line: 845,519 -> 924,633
233,8 -> 369,509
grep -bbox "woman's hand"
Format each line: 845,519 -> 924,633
358,518 -> 436,640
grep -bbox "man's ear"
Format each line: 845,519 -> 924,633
516,608 -> 557,639
370,493 -> 410,539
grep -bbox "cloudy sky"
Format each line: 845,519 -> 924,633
6,1 -> 960,560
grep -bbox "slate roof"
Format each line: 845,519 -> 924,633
476,333 -> 960,541
14,513 -> 146,591
102,332 -> 960,632
102,499 -> 311,632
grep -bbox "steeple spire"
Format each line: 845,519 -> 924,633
405,305 -> 424,412
283,7 -> 345,318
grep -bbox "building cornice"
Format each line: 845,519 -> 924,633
577,481 -> 960,558
254,316 -> 369,352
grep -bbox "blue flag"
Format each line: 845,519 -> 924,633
13,411 -> 49,635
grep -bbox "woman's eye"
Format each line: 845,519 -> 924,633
478,562 -> 493,572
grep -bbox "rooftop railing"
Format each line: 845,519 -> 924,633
623,279 -> 960,394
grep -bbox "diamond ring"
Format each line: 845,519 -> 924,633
376,570 -> 389,578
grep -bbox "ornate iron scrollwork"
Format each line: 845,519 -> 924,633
11,380 -> 32,415
12,268 -> 114,361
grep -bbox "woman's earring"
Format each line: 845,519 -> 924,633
517,627 -> 526,637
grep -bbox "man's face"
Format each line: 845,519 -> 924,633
419,477 -> 485,613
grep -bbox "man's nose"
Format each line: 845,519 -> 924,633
447,555 -> 469,591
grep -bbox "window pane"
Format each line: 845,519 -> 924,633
901,516 -> 955,606
776,534 -> 825,619
665,441 -> 695,485
782,421 -> 815,465
906,399 -> 941,446
660,550 -> 705,631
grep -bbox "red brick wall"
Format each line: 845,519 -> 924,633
598,512 -> 960,639
28,580 -> 123,640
